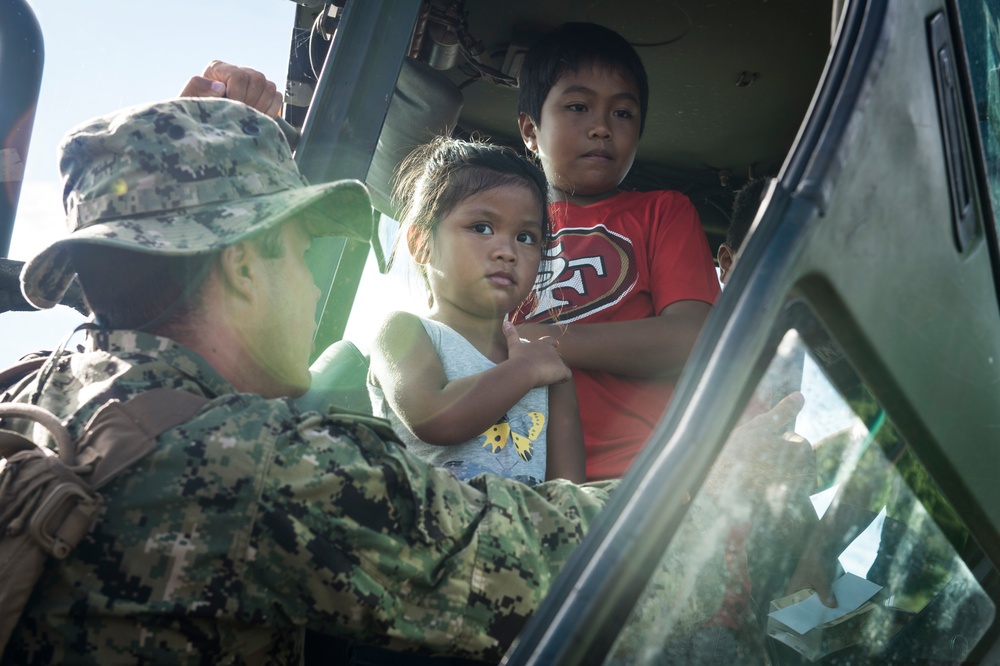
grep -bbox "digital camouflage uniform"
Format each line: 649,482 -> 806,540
3,98 -> 613,664
2,329 -> 609,664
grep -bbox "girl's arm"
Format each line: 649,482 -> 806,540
544,378 -> 586,483
371,313 -> 570,446
519,300 -> 712,379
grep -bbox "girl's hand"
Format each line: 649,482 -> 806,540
503,321 -> 572,387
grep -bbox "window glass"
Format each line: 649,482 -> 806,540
957,1 -> 1000,225
343,214 -> 428,353
602,311 -> 994,664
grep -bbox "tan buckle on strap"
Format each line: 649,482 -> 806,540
28,483 -> 100,559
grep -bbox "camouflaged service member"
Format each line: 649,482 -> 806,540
3,98 -> 612,665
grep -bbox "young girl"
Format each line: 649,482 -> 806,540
368,137 -> 585,484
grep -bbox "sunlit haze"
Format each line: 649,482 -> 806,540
5,1 -> 318,365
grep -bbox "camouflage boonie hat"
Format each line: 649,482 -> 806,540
21,97 -> 373,309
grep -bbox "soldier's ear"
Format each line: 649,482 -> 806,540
219,241 -> 257,300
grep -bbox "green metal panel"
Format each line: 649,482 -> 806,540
294,0 -> 422,360
508,0 -> 1000,661
0,0 -> 43,258
793,0 -> 1000,552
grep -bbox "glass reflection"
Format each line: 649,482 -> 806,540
603,319 -> 994,665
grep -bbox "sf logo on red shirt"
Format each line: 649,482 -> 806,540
527,225 -> 637,324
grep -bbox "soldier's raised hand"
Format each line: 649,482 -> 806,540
180,61 -> 283,118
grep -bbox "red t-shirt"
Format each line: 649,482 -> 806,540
515,190 -> 720,480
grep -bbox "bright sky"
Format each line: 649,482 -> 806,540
1,0 -> 293,366
2,0 -> 424,367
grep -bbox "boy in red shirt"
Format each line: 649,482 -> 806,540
514,23 -> 721,481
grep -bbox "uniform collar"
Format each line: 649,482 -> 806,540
86,328 -> 235,399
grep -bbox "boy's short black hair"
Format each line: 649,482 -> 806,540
517,22 -> 650,136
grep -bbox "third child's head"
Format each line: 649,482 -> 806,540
517,23 -> 649,206
393,137 -> 551,319
718,177 -> 772,285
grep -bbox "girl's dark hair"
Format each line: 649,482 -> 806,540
517,22 -> 650,136
391,136 -> 551,306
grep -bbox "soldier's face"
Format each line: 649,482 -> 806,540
252,222 -> 320,397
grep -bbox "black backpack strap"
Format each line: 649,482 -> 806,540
0,357 -> 46,386
0,356 -> 58,460
0,403 -> 74,462
0,356 -> 48,400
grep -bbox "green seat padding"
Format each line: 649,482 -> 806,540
296,340 -> 373,415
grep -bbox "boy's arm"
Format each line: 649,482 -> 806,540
371,313 -> 571,446
544,378 -> 586,482
520,299 -> 712,378
521,191 -> 717,379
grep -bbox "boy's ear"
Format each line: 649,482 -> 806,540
406,226 -> 431,264
717,243 -> 735,285
518,112 -> 540,152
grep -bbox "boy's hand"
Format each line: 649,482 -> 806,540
503,321 -> 572,387
180,61 -> 283,118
